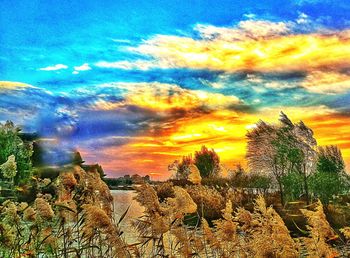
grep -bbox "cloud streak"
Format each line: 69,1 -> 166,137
39,64 -> 69,71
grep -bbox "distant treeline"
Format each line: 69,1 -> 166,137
104,174 -> 151,188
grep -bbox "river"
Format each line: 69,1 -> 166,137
111,190 -> 145,243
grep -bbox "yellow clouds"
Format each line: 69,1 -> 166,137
93,19 -> 350,95
95,82 -> 241,111
0,81 -> 33,90
301,71 -> 350,94
129,22 -> 350,74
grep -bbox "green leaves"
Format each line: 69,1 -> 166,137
309,171 -> 346,205
194,145 -> 220,178
0,121 -> 33,184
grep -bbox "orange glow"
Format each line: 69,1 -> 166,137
91,106 -> 350,179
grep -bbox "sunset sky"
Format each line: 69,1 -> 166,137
1,0 -> 350,179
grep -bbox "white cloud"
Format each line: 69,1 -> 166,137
95,60 -> 160,71
111,39 -> 132,43
296,12 -> 309,24
74,63 -> 91,71
39,64 -> 68,71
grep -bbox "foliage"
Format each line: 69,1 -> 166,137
169,145 -> 220,180
0,121 -> 33,184
300,200 -> 339,257
0,155 -> 17,180
281,170 -> 304,202
0,166 -> 129,258
317,145 -> 345,174
340,227 -> 350,243
168,154 -> 193,180
235,195 -> 300,257
247,173 -> 271,190
186,185 -> 225,220
154,181 -> 175,201
187,164 -> 201,184
309,171 -> 347,205
194,145 -> 220,178
246,112 -> 318,205
132,184 -> 303,257
308,145 -> 348,205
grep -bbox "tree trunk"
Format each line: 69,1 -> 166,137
303,164 -> 310,205
277,179 -> 285,206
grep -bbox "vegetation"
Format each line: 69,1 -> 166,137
169,145 -> 220,179
0,121 -> 33,185
246,112 -> 349,205
194,145 -> 220,178
1,115 -> 350,257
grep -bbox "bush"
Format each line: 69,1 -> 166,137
309,171 -> 347,205
281,171 -> 304,202
0,121 -> 33,184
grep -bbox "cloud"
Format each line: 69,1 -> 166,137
301,71 -> 350,94
39,64 -> 68,71
72,63 -> 92,74
93,82 -> 242,112
95,60 -> 158,70
74,63 -> 91,71
89,103 -> 350,178
0,81 -> 33,90
196,20 -> 291,40
100,19 -> 349,83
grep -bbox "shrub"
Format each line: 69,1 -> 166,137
186,185 -> 225,220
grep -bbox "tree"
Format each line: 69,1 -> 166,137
168,155 -> 193,180
309,145 -> 348,205
317,145 -> 345,174
0,121 -> 33,184
246,112 -> 317,205
194,145 -> 220,178
281,171 -> 304,202
309,171 -> 346,205
246,119 -> 288,204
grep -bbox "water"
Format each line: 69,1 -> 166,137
111,190 -> 145,243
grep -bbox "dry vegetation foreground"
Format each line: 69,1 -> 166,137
1,116 -> 350,257
1,166 -> 350,257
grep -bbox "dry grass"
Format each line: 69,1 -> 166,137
1,177 -> 348,257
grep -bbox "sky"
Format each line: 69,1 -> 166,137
0,0 -> 350,179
